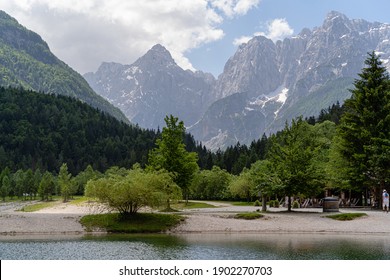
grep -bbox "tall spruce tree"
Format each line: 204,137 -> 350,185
337,52 -> 390,199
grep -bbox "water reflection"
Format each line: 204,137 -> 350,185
1,233 -> 389,260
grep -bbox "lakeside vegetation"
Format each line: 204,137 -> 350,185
80,213 -> 184,233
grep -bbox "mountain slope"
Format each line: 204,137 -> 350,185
84,44 -> 216,129
0,87 -> 156,174
190,11 -> 390,150
0,10 -> 128,123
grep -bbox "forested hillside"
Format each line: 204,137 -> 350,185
0,87 -> 158,174
0,10 -> 128,123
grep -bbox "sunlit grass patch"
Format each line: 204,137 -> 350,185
325,213 -> 367,221
80,213 -> 185,233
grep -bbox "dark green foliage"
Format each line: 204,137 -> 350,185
80,213 -> 184,233
337,52 -> 390,192
0,87 -> 157,174
234,212 -> 264,220
325,213 -> 367,221
148,115 -> 199,199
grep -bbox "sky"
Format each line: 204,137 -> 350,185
1,0 -> 390,77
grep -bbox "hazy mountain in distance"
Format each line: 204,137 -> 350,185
0,10 -> 128,124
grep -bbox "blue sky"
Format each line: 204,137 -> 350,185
2,0 -> 390,77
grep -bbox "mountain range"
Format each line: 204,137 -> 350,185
0,11 -> 128,124
85,11 -> 390,150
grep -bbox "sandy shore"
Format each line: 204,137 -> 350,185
1,200 -> 390,238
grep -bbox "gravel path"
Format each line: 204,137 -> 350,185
1,200 -> 390,238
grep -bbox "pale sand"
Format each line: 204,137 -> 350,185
1,200 -> 390,238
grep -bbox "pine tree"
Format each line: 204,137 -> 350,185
58,163 -> 72,202
337,52 -> 390,196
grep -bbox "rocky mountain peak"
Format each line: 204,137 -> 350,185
135,43 -> 176,69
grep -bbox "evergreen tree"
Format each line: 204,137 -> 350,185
148,115 -> 199,201
58,163 -> 72,202
337,52 -> 390,197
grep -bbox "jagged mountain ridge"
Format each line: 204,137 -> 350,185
84,44 -> 216,129
0,10 -> 128,124
85,11 -> 390,150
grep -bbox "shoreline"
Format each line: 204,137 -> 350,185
1,201 -> 390,239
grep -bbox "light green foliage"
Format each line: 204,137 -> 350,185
85,167 -> 181,216
229,170 -> 256,202
38,171 -> 55,201
190,166 -> 232,200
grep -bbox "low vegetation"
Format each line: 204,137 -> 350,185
80,213 -> 184,233
234,212 -> 264,220
325,213 -> 367,221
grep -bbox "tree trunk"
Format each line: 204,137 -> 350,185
288,196 -> 292,212
261,194 -> 267,212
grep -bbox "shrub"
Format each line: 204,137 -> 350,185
269,200 -> 275,207
292,201 -> 300,208
234,212 -> 264,220
254,200 -> 261,206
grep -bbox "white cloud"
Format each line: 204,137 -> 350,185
233,35 -> 253,46
233,18 -> 294,46
209,0 -> 260,17
263,18 -> 294,42
1,0 -> 262,73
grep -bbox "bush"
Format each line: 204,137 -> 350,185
292,200 -> 300,208
269,200 -> 279,208
254,200 -> 261,206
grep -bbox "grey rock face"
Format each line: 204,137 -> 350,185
85,11 -> 390,150
84,44 -> 216,129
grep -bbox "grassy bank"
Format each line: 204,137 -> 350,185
80,213 -> 185,233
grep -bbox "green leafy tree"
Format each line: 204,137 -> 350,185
337,52 -> 390,199
0,174 -> 10,201
58,163 -> 72,202
85,167 -> 179,216
191,166 -> 232,200
229,169 -> 256,202
38,171 -> 56,201
23,169 -> 35,200
148,115 -> 199,201
247,160 -> 280,211
268,118 -> 319,211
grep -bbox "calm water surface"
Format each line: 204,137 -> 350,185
1,233 -> 389,260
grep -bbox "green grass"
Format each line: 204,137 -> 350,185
80,213 -> 185,233
325,213 -> 367,221
234,212 -> 264,220
176,201 -> 217,209
19,200 -> 59,212
230,201 -> 255,206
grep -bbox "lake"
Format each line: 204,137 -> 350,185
1,233 -> 390,259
